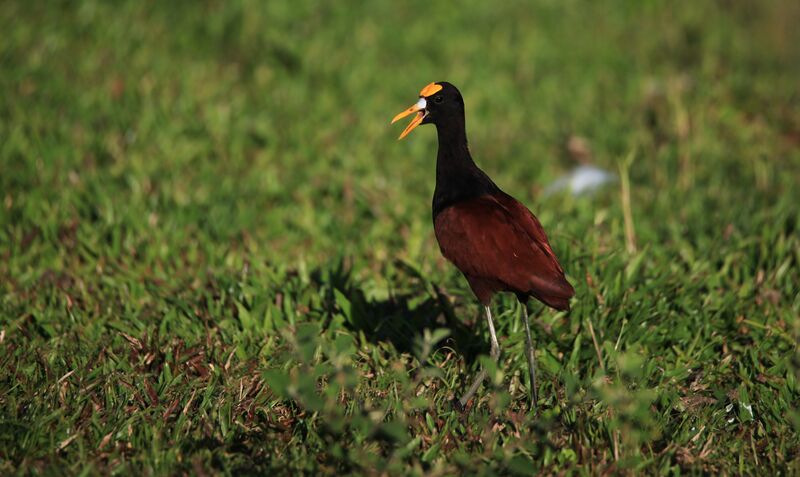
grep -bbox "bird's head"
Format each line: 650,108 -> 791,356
391,82 -> 464,139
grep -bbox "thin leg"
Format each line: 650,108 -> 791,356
521,303 -> 538,411
458,306 -> 500,408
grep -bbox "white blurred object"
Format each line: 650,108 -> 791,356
543,164 -> 617,197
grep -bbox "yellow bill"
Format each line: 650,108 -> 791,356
391,98 -> 427,139
391,82 -> 443,139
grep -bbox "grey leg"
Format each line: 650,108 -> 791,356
521,303 -> 538,411
458,306 -> 501,408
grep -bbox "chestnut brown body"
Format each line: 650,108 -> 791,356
433,192 -> 573,310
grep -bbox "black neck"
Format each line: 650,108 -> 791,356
432,118 -> 498,218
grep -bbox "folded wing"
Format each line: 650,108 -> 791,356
434,193 -> 574,310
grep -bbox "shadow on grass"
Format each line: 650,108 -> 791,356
315,259 -> 490,364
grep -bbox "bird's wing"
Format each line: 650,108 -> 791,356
493,192 -> 565,274
433,194 -> 573,308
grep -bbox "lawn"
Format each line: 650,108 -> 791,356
1,0 -> 799,474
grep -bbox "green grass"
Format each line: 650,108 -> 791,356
2,0 -> 800,474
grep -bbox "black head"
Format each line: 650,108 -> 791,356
420,82 -> 465,126
391,82 -> 465,139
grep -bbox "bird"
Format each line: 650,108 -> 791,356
391,82 -> 575,411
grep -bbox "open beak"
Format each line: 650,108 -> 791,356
391,97 -> 427,140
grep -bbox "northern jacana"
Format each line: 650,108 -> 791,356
392,82 -> 575,411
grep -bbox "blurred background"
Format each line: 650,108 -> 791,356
3,0 -> 798,268
1,0 -> 799,474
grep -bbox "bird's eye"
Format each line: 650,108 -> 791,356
434,95 -> 444,103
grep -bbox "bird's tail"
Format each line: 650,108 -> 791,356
530,275 -> 575,311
